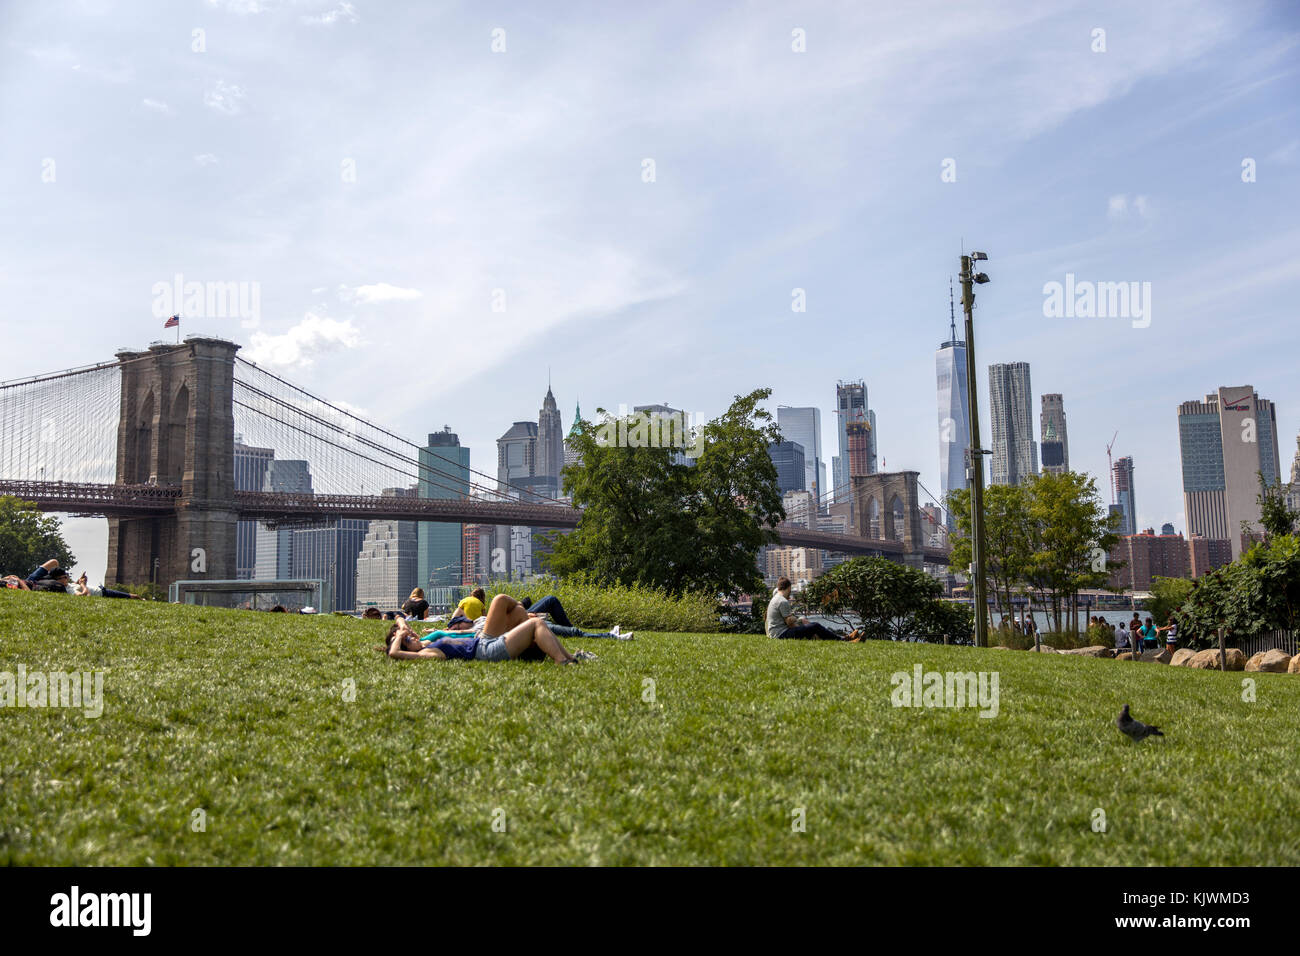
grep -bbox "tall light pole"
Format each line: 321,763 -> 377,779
960,252 -> 991,647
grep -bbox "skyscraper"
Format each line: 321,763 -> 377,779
355,487 -> 418,610
846,421 -> 871,478
768,440 -> 806,493
935,289 -> 970,527
418,428 -> 470,589
1286,433 -> 1300,516
1040,394 -> 1069,475
253,458 -> 312,580
1112,456 -> 1136,535
536,385 -> 564,499
496,420 -> 539,578
777,406 -> 822,506
233,438 -> 274,579
563,401 -> 585,475
1178,385 -> 1281,558
988,362 -> 1038,486
834,381 -> 873,498
291,519 -> 370,612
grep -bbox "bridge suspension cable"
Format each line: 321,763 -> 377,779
233,357 -> 571,506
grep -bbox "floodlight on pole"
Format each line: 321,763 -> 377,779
959,251 -> 991,648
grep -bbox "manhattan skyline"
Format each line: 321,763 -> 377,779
1,1 -> 1298,582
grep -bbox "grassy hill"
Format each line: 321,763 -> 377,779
1,589 -> 1298,865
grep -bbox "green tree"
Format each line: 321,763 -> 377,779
947,483 -> 1034,624
545,389 -> 783,599
1255,471 -> 1298,541
1149,576 -> 1194,626
0,496 -> 75,576
801,556 -> 945,641
1022,471 -> 1120,635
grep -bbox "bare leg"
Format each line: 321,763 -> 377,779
483,594 -> 531,637
501,618 -> 573,663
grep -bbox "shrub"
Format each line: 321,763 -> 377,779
485,573 -> 721,633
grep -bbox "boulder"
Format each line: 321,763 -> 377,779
1140,648 -> 1172,664
989,645 -> 1012,650
1291,654 -> 1300,674
1115,651 -> 1135,661
1028,644 -> 1058,653
1060,645 -> 1114,658
1244,649 -> 1292,673
1170,648 -> 1197,667
1187,648 -> 1246,671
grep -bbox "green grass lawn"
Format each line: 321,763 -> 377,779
2,589 -> 1298,865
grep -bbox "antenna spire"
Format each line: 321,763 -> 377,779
949,277 -> 957,341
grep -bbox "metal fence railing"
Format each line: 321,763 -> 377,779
1237,629 -> 1298,659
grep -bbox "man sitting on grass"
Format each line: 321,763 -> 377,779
766,577 -> 852,640
383,615 -> 587,665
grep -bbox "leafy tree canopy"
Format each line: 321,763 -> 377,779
544,389 -> 783,599
0,496 -> 75,577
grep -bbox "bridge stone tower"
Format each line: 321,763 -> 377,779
851,470 -> 925,567
106,338 -> 240,589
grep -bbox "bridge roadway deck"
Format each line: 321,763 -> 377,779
0,481 -> 949,561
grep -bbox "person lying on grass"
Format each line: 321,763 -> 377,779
382,615 -> 585,664
437,592 -> 632,640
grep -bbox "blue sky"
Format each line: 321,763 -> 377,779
2,0 -> 1298,582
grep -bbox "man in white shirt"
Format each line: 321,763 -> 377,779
765,577 -> 848,640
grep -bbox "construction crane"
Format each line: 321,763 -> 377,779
1106,430 -> 1119,504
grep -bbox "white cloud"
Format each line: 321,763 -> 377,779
245,313 -> 362,368
204,80 -> 246,115
1108,194 -> 1151,220
194,153 -> 220,166
344,283 -> 423,304
141,98 -> 171,114
302,2 -> 358,26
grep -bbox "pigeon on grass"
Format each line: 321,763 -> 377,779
1116,704 -> 1164,741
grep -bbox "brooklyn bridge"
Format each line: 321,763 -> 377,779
0,337 -> 949,588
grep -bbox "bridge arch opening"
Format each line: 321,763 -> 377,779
133,390 -> 155,484
867,497 -> 881,538
165,383 -> 188,485
888,494 -> 904,541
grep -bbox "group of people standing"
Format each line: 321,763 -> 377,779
1095,613 -> 1176,654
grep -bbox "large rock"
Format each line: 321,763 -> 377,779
1115,651 -> 1135,661
1140,648 -> 1172,664
1290,654 -> 1300,674
989,645 -> 1012,650
1061,645 -> 1114,658
1245,649 -> 1292,673
1170,648 -> 1197,667
1187,648 -> 1246,671
1028,644 -> 1058,653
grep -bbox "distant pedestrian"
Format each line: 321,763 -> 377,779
1140,617 -> 1159,651
1115,621 -> 1130,653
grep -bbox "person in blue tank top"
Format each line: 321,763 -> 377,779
383,616 -> 581,664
